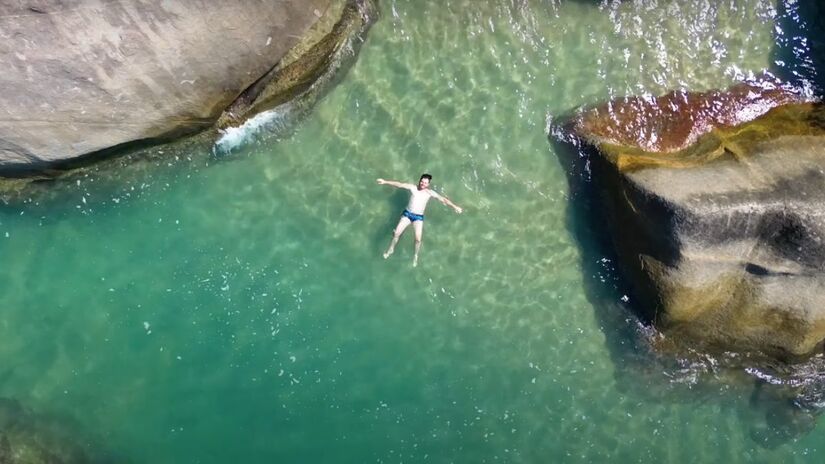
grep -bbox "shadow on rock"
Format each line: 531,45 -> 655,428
548,119 -> 684,391
547,109 -> 825,447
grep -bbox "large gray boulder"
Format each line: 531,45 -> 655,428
0,0 -> 330,172
563,80 -> 825,360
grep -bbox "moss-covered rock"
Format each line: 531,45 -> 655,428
564,79 -> 825,359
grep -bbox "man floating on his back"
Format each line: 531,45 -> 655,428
377,174 -> 463,267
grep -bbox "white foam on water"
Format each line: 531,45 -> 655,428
213,104 -> 293,155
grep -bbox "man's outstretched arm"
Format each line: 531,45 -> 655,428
377,178 -> 414,189
434,192 -> 463,214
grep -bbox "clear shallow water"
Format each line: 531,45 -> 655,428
1,0 -> 823,462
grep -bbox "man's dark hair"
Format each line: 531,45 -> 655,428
420,173 -> 432,181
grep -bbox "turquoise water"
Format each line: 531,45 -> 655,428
1,0 -> 823,462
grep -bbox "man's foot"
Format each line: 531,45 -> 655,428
412,255 -> 418,267
383,249 -> 393,259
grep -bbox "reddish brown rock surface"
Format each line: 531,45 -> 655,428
572,77 -> 803,153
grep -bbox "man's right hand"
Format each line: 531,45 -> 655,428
376,178 -> 386,185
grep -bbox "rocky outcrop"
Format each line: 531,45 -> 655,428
0,0 -> 334,174
560,79 -> 825,359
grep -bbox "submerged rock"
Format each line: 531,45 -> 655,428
0,433 -> 11,462
0,397 -> 118,463
561,79 -> 825,360
0,0 -> 337,174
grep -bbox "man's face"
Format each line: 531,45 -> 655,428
418,177 -> 430,190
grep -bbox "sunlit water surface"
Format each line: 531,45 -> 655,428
1,1 -> 823,462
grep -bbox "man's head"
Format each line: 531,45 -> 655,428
418,173 -> 432,190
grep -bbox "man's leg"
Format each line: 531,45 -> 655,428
412,220 -> 424,267
384,216 -> 411,259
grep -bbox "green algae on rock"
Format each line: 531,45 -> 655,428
564,81 -> 825,360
